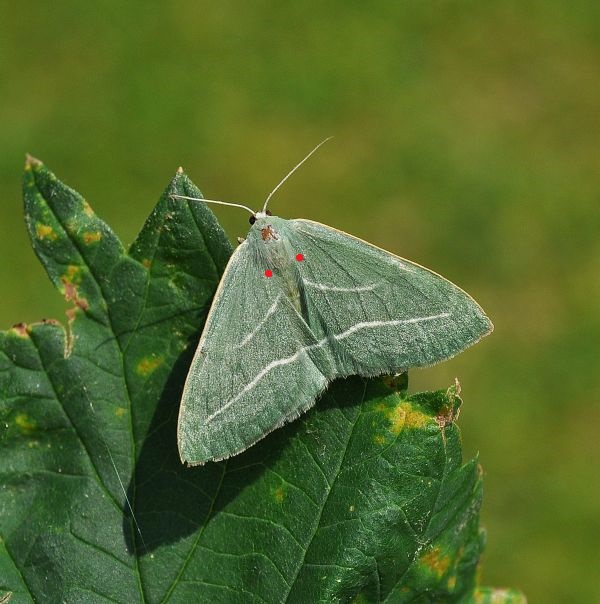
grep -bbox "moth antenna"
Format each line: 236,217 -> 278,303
262,136 -> 334,213
170,194 -> 256,215
83,386 -> 148,554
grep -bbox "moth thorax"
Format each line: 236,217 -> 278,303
260,225 -> 278,242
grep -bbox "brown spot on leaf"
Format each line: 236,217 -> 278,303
420,545 -> 450,577
41,318 -> 59,326
61,267 -> 86,308
61,268 -> 89,329
62,280 -> 78,302
76,297 -> 89,311
11,323 -> 29,337
436,404 -> 457,429
142,258 -> 151,268
437,379 -> 462,431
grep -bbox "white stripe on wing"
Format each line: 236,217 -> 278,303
205,312 -> 450,424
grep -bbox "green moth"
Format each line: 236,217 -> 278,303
176,147 -> 493,466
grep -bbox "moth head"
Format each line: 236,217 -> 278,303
249,209 -> 271,225
247,214 -> 285,247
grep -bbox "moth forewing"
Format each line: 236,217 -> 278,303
177,228 -> 333,466
177,241 -> 250,464
289,218 -> 493,367
294,218 -> 494,331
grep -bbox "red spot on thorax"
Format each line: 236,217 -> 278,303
296,253 -> 304,262
264,269 -> 273,278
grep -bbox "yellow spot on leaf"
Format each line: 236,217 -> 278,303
273,485 -> 286,503
136,356 -> 163,376
36,224 -> 57,241
82,231 -> 102,244
447,575 -> 456,590
374,434 -> 386,446
142,258 -> 151,269
387,402 -> 429,434
82,200 -> 94,217
420,546 -> 450,577
15,414 -> 37,434
65,220 -> 81,235
115,407 -> 127,418
63,265 -> 81,283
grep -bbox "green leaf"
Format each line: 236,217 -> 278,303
0,160 -> 524,603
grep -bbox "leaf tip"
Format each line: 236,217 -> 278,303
24,154 -> 43,171
10,322 -> 29,337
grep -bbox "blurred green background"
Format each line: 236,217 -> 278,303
1,2 -> 599,601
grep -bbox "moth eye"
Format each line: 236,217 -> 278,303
249,215 -> 256,225
265,209 -> 272,216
